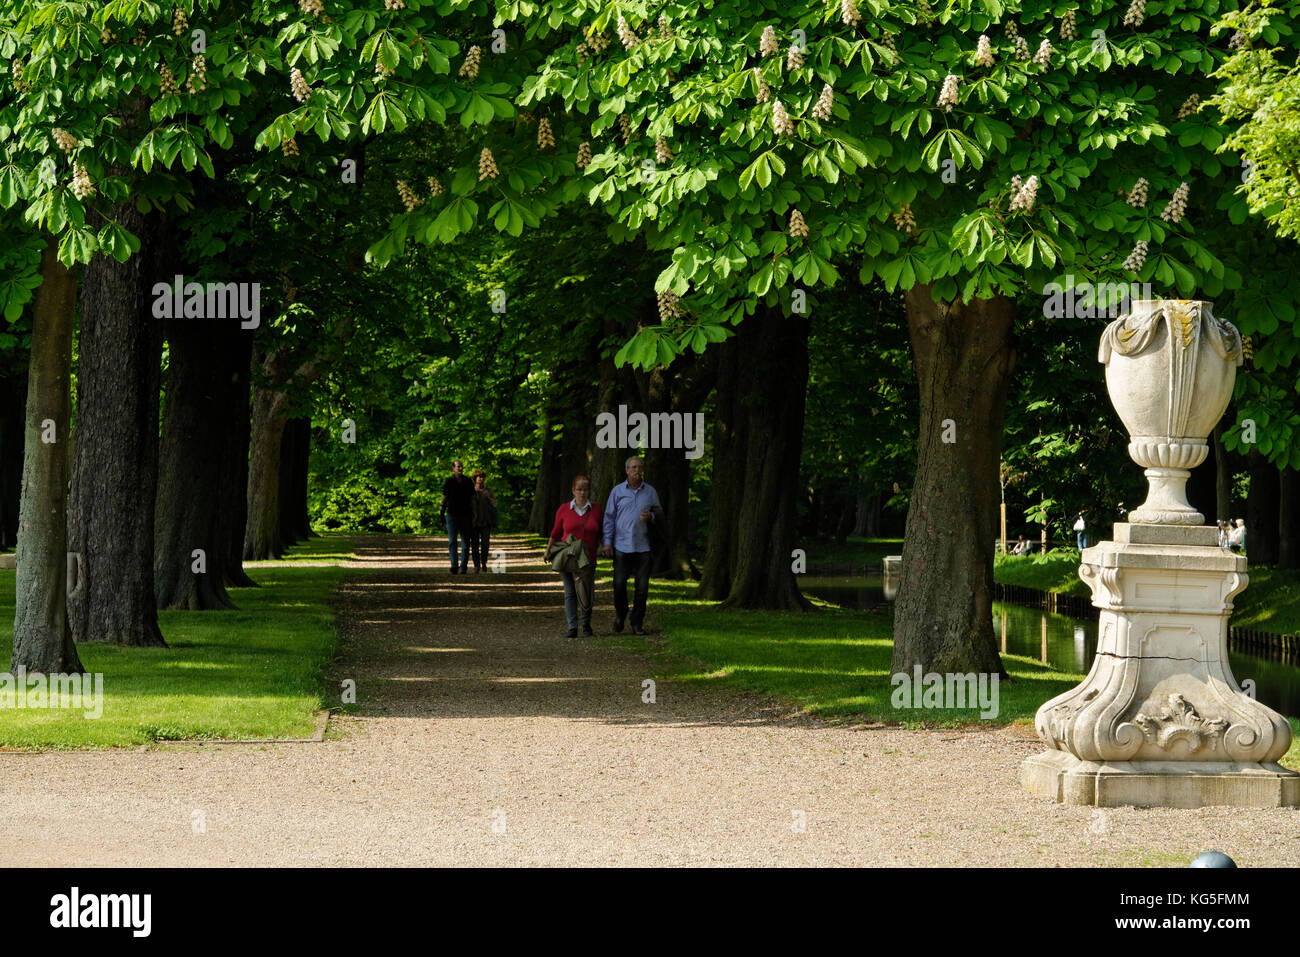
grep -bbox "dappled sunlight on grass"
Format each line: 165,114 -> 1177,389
0,566 -> 346,748
994,551 -> 1090,598
639,577 -> 1084,727
1232,566 -> 1300,635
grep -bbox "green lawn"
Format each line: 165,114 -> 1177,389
994,550 -> 1092,598
1230,566 -> 1300,635
246,530 -> 361,564
795,536 -> 904,566
637,578 -> 1300,768
0,559 -> 348,749
637,579 -> 1081,727
812,539 -> 1300,636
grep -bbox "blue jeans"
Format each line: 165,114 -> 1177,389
1076,531 -> 1086,550
612,549 -> 651,628
446,513 -> 470,571
560,565 -> 595,631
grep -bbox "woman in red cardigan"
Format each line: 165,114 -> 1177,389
548,475 -> 602,638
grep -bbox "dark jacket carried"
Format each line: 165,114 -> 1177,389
544,535 -> 590,574
442,474 -> 475,523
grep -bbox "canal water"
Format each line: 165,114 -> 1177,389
806,581 -> 1300,717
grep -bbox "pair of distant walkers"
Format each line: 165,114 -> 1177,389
441,460 -> 498,573
546,456 -> 662,638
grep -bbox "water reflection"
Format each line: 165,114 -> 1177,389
993,601 -> 1300,717
803,578 -> 1300,717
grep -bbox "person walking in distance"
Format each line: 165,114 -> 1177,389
600,456 -> 661,636
470,469 -> 498,573
442,460 -> 475,574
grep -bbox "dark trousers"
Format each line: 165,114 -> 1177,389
612,549 -> 651,628
446,513 -> 471,571
470,528 -> 491,570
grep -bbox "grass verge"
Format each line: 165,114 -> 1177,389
246,530 -> 361,564
636,579 -> 1082,728
1230,566 -> 1300,635
0,562 -> 348,749
636,579 -> 1300,769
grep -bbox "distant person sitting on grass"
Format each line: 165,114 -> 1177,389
1011,534 -> 1030,556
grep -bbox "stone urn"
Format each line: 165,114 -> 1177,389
1099,300 -> 1242,524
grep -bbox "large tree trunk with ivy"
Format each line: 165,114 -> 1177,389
892,287 -> 1015,677
154,321 -> 242,610
67,206 -> 165,647
1246,453 -> 1280,566
697,306 -> 810,609
11,238 -> 83,673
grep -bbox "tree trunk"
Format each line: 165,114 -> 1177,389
698,323 -> 748,601
892,287 -> 1015,676
528,416 -> 561,534
291,417 -> 313,539
1212,421 -> 1232,524
222,332 -> 257,586
1245,453 -> 1280,566
1278,468 -> 1299,570
695,307 -> 810,609
67,205 -> 165,647
278,414 -> 300,549
154,321 -> 242,610
275,416 -> 314,545
11,237 -> 83,673
588,315 -> 631,503
834,494 -> 855,546
637,348 -> 712,580
1186,445 -> 1217,525
852,492 -> 870,537
243,377 -> 289,561
0,371 -> 25,549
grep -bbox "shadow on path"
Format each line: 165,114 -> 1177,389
331,534 -> 803,728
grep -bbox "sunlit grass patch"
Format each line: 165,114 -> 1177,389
634,579 -> 1084,727
245,530 -> 360,564
0,564 -> 346,749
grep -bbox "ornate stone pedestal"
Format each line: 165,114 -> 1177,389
1022,300 -> 1299,808
1022,523 -> 1300,807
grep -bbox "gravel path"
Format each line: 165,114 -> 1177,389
3,534 -> 1297,867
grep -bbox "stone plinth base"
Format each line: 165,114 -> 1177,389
1023,750 -> 1300,808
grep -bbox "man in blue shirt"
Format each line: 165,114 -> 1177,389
600,456 -> 661,635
